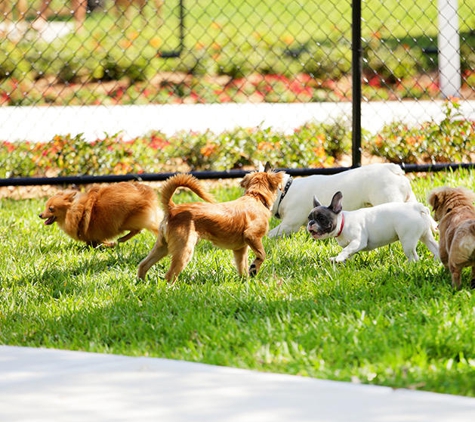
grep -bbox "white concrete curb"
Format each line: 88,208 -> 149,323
1,346 -> 474,422
1,101 -> 474,143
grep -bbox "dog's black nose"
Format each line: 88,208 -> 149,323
39,213 -> 43,218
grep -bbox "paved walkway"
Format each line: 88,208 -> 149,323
1,346 -> 475,422
2,101 -> 475,143
0,21 -> 74,43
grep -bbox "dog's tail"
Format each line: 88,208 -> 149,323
385,163 -> 417,203
160,174 -> 215,213
419,203 -> 438,232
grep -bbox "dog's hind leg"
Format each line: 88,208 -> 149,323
118,230 -> 141,243
137,238 -> 168,279
448,232 -> 475,289
449,264 -> 462,289
245,238 -> 266,276
233,246 -> 249,276
401,238 -> 420,262
420,230 -> 439,259
165,234 -> 197,283
166,250 -> 194,283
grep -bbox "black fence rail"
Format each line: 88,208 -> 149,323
1,0 -> 474,186
2,163 -> 475,189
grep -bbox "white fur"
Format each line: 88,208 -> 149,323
268,163 -> 416,237
317,202 -> 439,263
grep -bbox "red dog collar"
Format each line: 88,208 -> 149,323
336,213 -> 345,237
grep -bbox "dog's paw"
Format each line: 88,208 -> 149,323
330,256 -> 346,263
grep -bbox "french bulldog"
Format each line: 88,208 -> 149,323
307,191 -> 439,263
268,163 -> 416,238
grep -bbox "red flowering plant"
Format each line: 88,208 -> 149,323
0,121 -> 352,178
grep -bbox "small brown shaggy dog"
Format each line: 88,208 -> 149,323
137,170 -> 285,282
428,186 -> 475,289
39,182 -> 162,247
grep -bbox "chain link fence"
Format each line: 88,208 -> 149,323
1,0 -> 474,182
3,0 -> 473,106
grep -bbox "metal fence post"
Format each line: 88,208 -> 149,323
351,0 -> 362,168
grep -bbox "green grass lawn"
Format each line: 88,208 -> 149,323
1,168 -> 475,396
36,0 -> 474,42
76,0 -> 475,56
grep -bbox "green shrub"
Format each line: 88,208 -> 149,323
0,41 -> 32,81
364,43 -> 425,83
369,100 -> 475,164
2,102 -> 472,179
0,121 -> 352,178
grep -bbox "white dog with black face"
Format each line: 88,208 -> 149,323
268,163 -> 416,238
307,191 -> 439,263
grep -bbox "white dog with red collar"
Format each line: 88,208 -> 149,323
307,191 -> 439,262
268,163 -> 416,238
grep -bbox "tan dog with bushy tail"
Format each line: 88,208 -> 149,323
428,186 -> 475,289
40,182 -> 162,247
137,170 -> 285,282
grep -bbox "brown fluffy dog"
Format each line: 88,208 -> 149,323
40,182 -> 162,247
428,186 -> 475,289
137,171 -> 285,282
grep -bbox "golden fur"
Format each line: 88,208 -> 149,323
428,186 -> 475,289
40,182 -> 162,247
137,170 -> 285,282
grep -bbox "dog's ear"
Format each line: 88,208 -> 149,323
427,188 -> 448,222
264,162 -> 272,172
459,186 -> 475,203
57,190 -> 78,203
266,171 -> 285,192
329,191 -> 343,213
427,189 -> 439,210
276,171 -> 286,190
313,195 -> 322,208
257,162 -> 265,172
240,173 -> 251,189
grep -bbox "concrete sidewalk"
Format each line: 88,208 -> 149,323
2,101 -> 475,143
1,346 -> 475,422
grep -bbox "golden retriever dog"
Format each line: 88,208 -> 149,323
428,186 -> 475,289
40,182 -> 162,247
137,170 -> 285,282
